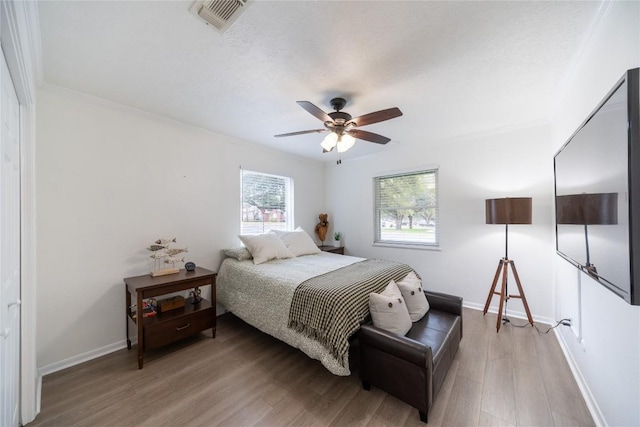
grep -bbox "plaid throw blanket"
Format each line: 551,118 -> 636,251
288,258 -> 415,366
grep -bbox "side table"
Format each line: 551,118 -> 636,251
124,267 -> 216,369
319,245 -> 345,255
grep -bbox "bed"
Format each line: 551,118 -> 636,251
217,249 -> 416,376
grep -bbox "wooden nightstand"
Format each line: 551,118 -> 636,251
319,245 -> 345,255
124,267 -> 216,369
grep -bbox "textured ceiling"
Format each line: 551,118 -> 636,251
37,1 -> 602,162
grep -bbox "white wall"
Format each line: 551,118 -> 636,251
35,85 -> 325,371
551,2 -> 640,426
326,122 -> 556,321
326,4 -> 640,425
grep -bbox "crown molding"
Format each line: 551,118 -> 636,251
39,82 -> 324,168
1,0 -> 42,104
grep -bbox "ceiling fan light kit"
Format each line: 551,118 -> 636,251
337,134 -> 356,153
321,133 -> 338,151
275,97 -> 402,156
321,132 -> 356,153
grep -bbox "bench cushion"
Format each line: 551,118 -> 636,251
359,290 -> 463,423
406,310 -> 461,396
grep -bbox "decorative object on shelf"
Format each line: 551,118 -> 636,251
156,295 -> 185,313
185,261 -> 196,271
190,287 -> 203,304
147,238 -> 188,277
315,213 -> 329,243
130,298 -> 157,319
333,231 -> 342,248
482,197 -> 534,333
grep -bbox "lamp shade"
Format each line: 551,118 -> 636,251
486,197 -> 532,225
321,133 -> 338,151
337,134 -> 356,153
556,193 -> 618,225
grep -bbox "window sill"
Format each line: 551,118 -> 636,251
373,242 -> 441,251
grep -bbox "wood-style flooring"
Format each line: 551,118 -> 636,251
28,308 -> 594,426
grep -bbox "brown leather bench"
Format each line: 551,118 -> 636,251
359,290 -> 463,423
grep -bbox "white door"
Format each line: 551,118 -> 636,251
1,46 -> 22,427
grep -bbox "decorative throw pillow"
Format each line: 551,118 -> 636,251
222,247 -> 253,261
238,233 -> 294,265
369,280 -> 412,335
396,271 -> 430,322
277,228 -> 321,256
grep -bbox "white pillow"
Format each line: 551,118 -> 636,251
369,280 -> 412,335
238,233 -> 294,265
396,271 -> 430,322
277,228 -> 321,256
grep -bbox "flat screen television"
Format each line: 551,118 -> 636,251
554,67 -> 640,305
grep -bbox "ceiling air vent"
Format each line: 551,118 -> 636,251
191,0 -> 251,33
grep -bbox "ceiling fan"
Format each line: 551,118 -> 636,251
274,97 -> 403,153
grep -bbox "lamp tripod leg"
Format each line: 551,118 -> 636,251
485,258 -> 532,332
496,261 -> 509,332
483,259 -> 511,332
483,260 -> 503,315
508,260 -> 534,326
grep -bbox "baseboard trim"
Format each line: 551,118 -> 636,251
38,340 -> 128,377
464,303 -> 604,425
36,373 -> 42,415
463,301 -> 555,326
37,310 -> 227,377
553,329 -> 606,427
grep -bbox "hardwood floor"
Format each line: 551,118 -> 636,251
28,308 -> 594,426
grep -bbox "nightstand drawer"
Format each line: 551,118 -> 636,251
144,305 -> 214,350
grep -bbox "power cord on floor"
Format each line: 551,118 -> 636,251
506,318 -> 572,334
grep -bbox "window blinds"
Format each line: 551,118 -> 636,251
373,169 -> 439,246
241,169 -> 293,234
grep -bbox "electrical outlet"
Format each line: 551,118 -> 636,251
561,319 -> 572,327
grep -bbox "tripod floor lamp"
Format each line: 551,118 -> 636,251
483,197 -> 534,332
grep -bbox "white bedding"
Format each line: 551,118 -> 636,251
217,251 -> 365,375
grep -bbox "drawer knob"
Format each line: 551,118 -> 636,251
175,323 -> 191,331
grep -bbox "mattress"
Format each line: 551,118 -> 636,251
217,252 -> 364,375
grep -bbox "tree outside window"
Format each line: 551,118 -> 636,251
241,169 -> 293,234
374,169 -> 439,246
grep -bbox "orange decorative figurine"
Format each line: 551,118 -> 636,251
315,213 -> 329,244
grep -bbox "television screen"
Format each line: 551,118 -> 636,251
554,68 -> 639,305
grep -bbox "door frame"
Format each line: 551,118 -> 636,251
1,1 -> 40,423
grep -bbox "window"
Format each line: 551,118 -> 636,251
374,168 -> 439,247
241,169 -> 294,234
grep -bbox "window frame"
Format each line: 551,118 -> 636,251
373,167 -> 440,249
240,168 -> 294,235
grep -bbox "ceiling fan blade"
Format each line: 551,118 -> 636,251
348,129 -> 391,145
350,107 -> 403,127
297,101 -> 333,123
274,129 -> 327,138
